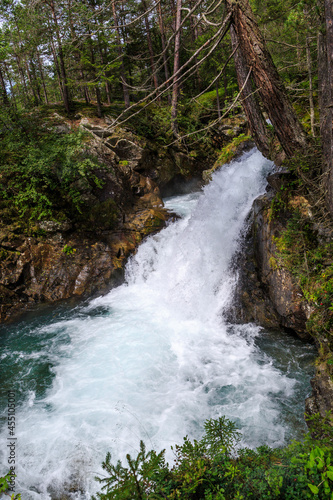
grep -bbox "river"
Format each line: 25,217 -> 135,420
0,148 -> 316,499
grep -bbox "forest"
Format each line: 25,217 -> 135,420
1,0 -> 333,499
1,0 -> 333,215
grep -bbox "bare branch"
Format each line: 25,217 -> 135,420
167,67 -> 253,146
190,43 -> 238,102
106,12 -> 232,130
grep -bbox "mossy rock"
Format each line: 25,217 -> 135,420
78,199 -> 120,230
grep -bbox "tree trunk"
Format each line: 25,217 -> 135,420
112,0 -> 130,108
49,39 -> 64,102
0,65 -> 9,106
216,78 -> 221,119
24,59 -> 39,105
171,0 -> 182,139
226,0 -> 308,157
81,69 -> 90,104
318,0 -> 333,216
14,52 -> 29,106
230,25 -> 270,157
4,63 -> 17,108
189,0 -> 201,92
87,28 -> 103,118
97,37 -> 113,105
48,0 -> 71,113
142,0 -> 159,93
29,58 -> 42,105
306,33 -> 315,137
157,2 -> 171,103
37,51 -> 49,104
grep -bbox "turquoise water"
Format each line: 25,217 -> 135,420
0,149 -> 316,499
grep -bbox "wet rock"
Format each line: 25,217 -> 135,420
231,193 -> 312,339
305,361 -> 333,418
203,139 -> 254,184
217,114 -> 247,138
266,171 -> 291,191
0,116 -> 171,323
38,221 -> 72,233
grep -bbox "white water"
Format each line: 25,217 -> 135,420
0,149 -> 315,499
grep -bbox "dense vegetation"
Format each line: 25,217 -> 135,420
91,415 -> 333,499
1,0 -> 333,498
0,0 -> 321,139
0,107 -> 107,228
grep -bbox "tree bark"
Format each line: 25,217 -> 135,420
87,27 -> 103,118
171,0 -> 182,139
37,50 -> 49,104
14,51 -> 29,106
142,0 -> 159,93
97,36 -> 113,105
157,1 -> 170,102
230,25 -> 270,157
49,39 -> 64,102
112,0 -> 130,108
4,63 -> 17,108
306,33 -> 315,137
216,78 -> 221,119
0,65 -> 9,106
226,0 -> 308,157
29,58 -> 42,105
47,0 -> 71,113
318,0 -> 333,216
189,0 -> 201,92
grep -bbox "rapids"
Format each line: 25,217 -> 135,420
0,149 -> 315,499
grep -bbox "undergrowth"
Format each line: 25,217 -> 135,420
214,134 -> 251,167
93,414 -> 333,500
0,107 -> 107,228
268,144 -> 333,371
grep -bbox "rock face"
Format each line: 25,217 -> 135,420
231,182 -> 333,420
231,191 -> 312,339
306,361 -> 333,418
1,116 -> 203,322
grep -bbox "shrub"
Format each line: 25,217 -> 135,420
0,108 -> 105,225
93,415 -> 333,499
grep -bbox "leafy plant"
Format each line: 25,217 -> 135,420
93,415 -> 333,500
62,244 -> 76,255
0,472 -> 21,499
0,108 -> 106,226
214,134 -> 251,167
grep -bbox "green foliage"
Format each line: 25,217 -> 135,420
93,440 -> 167,500
214,134 -> 251,167
93,415 -> 333,500
271,202 -> 333,350
62,244 -> 76,255
267,142 -> 333,359
0,108 -> 105,226
0,472 -> 21,499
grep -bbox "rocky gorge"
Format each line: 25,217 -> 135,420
231,170 -> 333,421
0,114 -> 206,323
1,112 -> 332,429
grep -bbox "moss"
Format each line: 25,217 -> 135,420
79,199 -> 120,230
203,134 -> 251,182
0,249 -> 9,261
270,196 -> 333,362
269,256 -> 279,270
214,134 -> 251,167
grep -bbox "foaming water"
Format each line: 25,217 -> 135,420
0,149 -> 315,499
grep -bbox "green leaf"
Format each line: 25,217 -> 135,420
308,483 -> 319,494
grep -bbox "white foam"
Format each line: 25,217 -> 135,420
0,149 -> 310,499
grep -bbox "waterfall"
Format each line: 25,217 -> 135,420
0,149 -> 315,499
